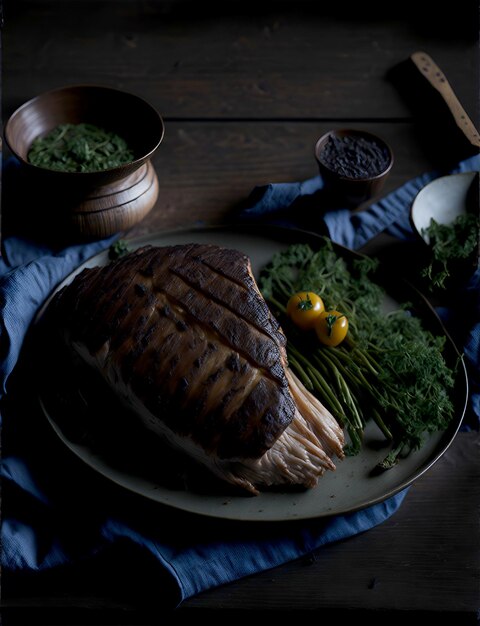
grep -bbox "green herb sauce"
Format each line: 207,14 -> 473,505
27,123 -> 134,173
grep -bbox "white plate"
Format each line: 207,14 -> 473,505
37,225 -> 468,521
410,171 -> 477,244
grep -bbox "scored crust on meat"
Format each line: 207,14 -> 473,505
48,243 -> 344,494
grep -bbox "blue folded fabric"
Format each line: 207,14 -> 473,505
240,153 -> 480,427
1,153 -> 478,605
241,154 -> 479,249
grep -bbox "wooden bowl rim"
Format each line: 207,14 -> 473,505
4,84 -> 165,177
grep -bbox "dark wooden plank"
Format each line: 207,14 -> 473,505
1,4 -> 478,624
129,119 -> 458,237
2,119 -> 465,243
2,121 -> 468,237
179,432 -> 480,616
2,1 -> 478,121
2,432 -> 478,624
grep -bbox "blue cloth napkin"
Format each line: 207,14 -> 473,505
1,154 -> 479,605
240,153 -> 480,426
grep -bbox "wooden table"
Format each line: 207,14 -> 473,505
2,2 -> 479,624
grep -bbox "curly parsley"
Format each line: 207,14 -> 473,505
259,240 -> 457,468
108,239 -> 131,260
421,213 -> 480,291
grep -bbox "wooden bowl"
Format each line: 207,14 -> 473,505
314,128 -> 393,206
4,85 -> 165,238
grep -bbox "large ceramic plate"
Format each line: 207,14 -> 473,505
37,225 -> 468,521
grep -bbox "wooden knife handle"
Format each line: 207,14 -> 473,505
411,51 -> 480,149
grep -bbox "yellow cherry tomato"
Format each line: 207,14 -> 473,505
315,310 -> 349,346
286,291 -> 325,330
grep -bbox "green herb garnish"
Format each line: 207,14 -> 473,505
421,213 -> 480,290
108,239 -> 131,260
259,240 -> 456,468
28,123 -> 134,173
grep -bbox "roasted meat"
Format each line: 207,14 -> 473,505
48,243 -> 344,494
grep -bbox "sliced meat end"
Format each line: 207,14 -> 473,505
211,404 -> 342,495
286,368 -> 345,459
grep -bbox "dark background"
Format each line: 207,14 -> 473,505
1,2 -> 479,624
1,1 -> 478,239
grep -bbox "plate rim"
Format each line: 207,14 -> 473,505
36,223 -> 468,521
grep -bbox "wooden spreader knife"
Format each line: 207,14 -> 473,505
410,51 -> 480,149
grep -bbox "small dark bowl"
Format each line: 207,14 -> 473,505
314,128 -> 394,206
4,84 -> 165,190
